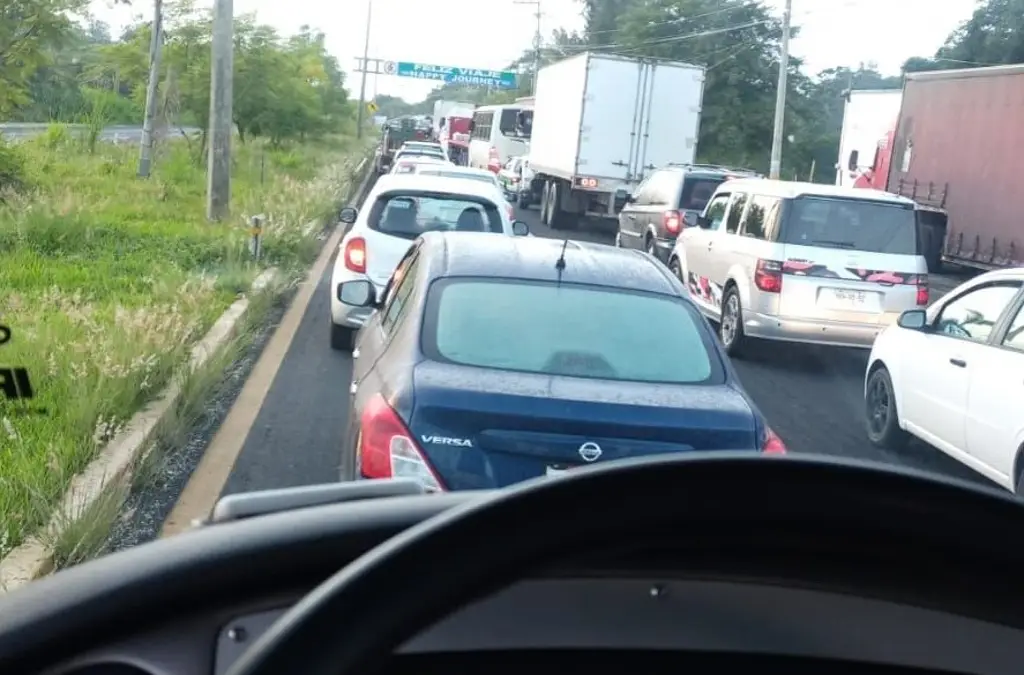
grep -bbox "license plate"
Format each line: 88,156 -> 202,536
822,287 -> 877,312
834,289 -> 867,305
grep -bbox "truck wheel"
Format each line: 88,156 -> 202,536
540,182 -> 552,226
549,181 -> 574,230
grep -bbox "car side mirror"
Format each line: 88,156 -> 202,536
339,207 -> 358,224
625,194 -> 637,204
697,215 -> 710,229
337,280 -> 377,307
848,149 -> 860,172
682,212 -> 697,228
897,309 -> 928,330
512,220 -> 529,236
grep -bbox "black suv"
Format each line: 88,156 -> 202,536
617,164 -> 760,263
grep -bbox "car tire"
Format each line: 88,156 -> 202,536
330,322 -> 356,352
669,257 -> 684,282
645,234 -> 657,260
719,285 -> 747,357
340,413 -> 360,481
517,192 -> 530,209
865,365 -> 910,450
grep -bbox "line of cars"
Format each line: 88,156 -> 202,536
615,168 -> 1023,494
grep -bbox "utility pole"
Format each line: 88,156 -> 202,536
768,0 -> 792,180
137,0 -> 163,178
206,0 -> 234,221
355,0 -> 373,139
514,0 -> 541,94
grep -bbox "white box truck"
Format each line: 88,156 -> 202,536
527,52 -> 705,230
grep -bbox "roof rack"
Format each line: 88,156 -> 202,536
666,162 -> 761,175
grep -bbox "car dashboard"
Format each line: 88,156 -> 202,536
31,486 -> 1024,675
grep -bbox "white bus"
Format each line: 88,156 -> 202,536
468,103 -> 533,174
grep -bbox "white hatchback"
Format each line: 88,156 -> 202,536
329,174 -> 530,351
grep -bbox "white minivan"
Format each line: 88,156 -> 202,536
467,103 -> 532,174
668,179 -> 929,356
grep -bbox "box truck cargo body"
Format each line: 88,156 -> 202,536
527,52 -> 705,230
884,64 -> 1024,270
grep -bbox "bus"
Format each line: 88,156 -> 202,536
468,103 -> 533,173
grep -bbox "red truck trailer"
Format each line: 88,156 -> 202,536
854,64 -> 1024,271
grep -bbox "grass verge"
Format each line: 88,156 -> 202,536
0,126 -> 372,559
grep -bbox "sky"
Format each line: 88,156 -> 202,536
89,0 -> 978,103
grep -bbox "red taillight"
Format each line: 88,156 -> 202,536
358,394 -> 445,491
762,427 -> 786,454
754,259 -> 783,293
663,210 -> 682,235
916,277 -> 929,306
344,237 -> 366,273
487,147 -> 501,173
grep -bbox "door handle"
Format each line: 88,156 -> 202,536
707,242 -> 714,250
949,357 -> 967,368
627,214 -> 636,219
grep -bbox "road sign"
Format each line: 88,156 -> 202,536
383,61 -> 396,75
367,101 -> 378,114
394,62 -> 517,89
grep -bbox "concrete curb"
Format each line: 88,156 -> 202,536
0,269 -> 277,593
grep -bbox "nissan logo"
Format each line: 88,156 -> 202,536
578,442 -> 602,463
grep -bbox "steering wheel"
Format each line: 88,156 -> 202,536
225,453 -> 1024,675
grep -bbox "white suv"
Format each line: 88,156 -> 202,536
329,174 -> 529,350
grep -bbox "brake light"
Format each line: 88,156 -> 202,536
487,147 -> 501,173
358,394 -> 445,491
343,237 -> 366,273
762,427 -> 786,454
754,259 -> 783,293
916,276 -> 929,306
663,210 -> 682,235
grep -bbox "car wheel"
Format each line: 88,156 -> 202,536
330,322 -> 356,352
669,257 -> 683,282
517,192 -> 529,209
865,365 -> 909,450
340,414 -> 360,481
719,285 -> 747,357
645,235 -> 657,260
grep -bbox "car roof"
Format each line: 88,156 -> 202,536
371,174 -> 504,201
418,232 -> 679,295
716,178 -> 915,205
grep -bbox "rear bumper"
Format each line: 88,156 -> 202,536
742,310 -> 887,349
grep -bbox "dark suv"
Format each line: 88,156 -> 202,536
617,164 -> 760,263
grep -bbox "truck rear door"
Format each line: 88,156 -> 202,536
577,55 -> 643,181
638,63 -> 704,174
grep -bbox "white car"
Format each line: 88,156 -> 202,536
330,174 -> 530,351
865,267 -> 1024,492
410,164 -> 516,221
497,155 -> 536,208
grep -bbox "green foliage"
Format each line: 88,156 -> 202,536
5,0 -> 355,144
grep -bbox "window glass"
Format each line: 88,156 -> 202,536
369,193 -> 504,239
647,171 -> 679,205
679,177 -> 725,211
1003,304 -> 1024,352
725,193 -> 748,234
934,284 -> 1022,344
381,252 -> 420,332
783,196 -> 918,254
704,195 -> 729,230
741,195 -> 782,241
429,280 -> 716,384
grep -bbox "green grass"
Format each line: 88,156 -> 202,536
0,126 -> 371,558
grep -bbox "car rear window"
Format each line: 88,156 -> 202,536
418,169 -> 497,186
368,193 -> 503,239
425,279 -> 719,384
679,177 -> 724,211
782,196 -> 919,254
396,150 -> 445,161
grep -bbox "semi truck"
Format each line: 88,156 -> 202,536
525,52 -> 706,230
835,89 -> 903,187
852,63 -> 1024,271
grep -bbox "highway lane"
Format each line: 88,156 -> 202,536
218,202 -> 991,497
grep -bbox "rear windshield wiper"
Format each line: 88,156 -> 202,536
810,239 -> 856,249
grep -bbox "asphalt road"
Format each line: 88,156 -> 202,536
219,202 -> 992,496
0,123 -> 201,143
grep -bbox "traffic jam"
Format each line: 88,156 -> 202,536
348,53 -> 1024,494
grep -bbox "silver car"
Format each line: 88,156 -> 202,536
668,179 -> 929,356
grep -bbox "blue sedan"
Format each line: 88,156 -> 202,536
336,232 -> 785,491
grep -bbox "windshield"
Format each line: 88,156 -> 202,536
782,197 -> 919,254
499,109 -> 532,139
368,193 -> 503,239
5,0 -> 1017,585
426,279 -> 717,384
